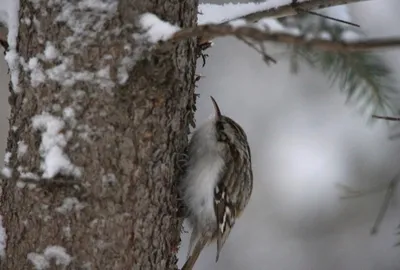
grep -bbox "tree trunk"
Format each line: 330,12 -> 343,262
0,0 -> 197,269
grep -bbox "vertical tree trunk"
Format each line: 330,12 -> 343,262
0,0 -> 197,269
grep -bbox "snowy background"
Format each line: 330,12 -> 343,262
1,0 -> 400,269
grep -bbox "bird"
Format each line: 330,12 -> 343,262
180,96 -> 253,270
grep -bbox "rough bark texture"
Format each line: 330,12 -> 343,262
0,0 -> 197,269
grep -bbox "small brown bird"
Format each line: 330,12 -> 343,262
180,96 -> 253,269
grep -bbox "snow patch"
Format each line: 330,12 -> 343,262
4,0 -> 21,92
138,4 -> 303,46
95,65 -> 115,89
1,167 -> 12,178
62,107 -> 78,128
117,56 -> 137,85
341,30 -> 361,42
63,107 -> 75,119
55,0 -> 117,51
4,152 -> 11,164
28,252 -> 49,270
20,172 -> 39,180
15,180 -> 36,190
32,113 -> 81,179
43,246 -> 72,266
228,16 -> 300,35
27,57 -> 46,87
229,19 -> 247,28
44,42 -> 59,60
45,57 -> 114,89
318,31 -> 332,40
27,245 -> 71,270
45,58 -> 90,87
17,140 -> 28,158
44,62 -> 69,83
18,166 -> 40,180
5,50 -> 20,92
6,1 -> 117,89
198,1 -> 301,25
139,13 -> 180,43
55,197 -> 85,214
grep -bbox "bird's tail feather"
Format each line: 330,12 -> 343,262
182,235 -> 208,270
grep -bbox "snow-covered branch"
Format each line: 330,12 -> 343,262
170,23 -> 400,52
225,0 -> 368,23
0,0 -> 378,54
0,0 -> 372,45
139,14 -> 400,53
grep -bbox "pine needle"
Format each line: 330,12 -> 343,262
280,16 -> 397,116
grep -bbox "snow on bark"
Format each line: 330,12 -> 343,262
3,152 -> 11,164
43,42 -> 59,60
117,54 -> 139,85
27,245 -> 72,270
27,57 -> 46,87
13,0 -> 132,181
1,152 -> 12,179
27,252 -> 50,270
20,52 -> 115,89
4,0 -> 119,90
17,140 -> 28,158
139,13 -> 181,43
55,197 -> 86,214
51,0 -> 141,87
1,167 -> 12,178
17,168 -> 39,181
3,0 -> 21,92
32,113 -> 81,179
54,0 -> 118,50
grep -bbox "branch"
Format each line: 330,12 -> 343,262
372,115 -> 400,121
227,0 -> 371,23
337,174 -> 399,236
170,24 -> 400,52
370,174 -> 399,235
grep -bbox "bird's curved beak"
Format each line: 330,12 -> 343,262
210,96 -> 221,121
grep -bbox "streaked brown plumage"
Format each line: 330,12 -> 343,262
180,96 -> 253,270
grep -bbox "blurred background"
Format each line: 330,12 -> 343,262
1,0 -> 400,269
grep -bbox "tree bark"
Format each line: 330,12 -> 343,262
0,0 -> 197,269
